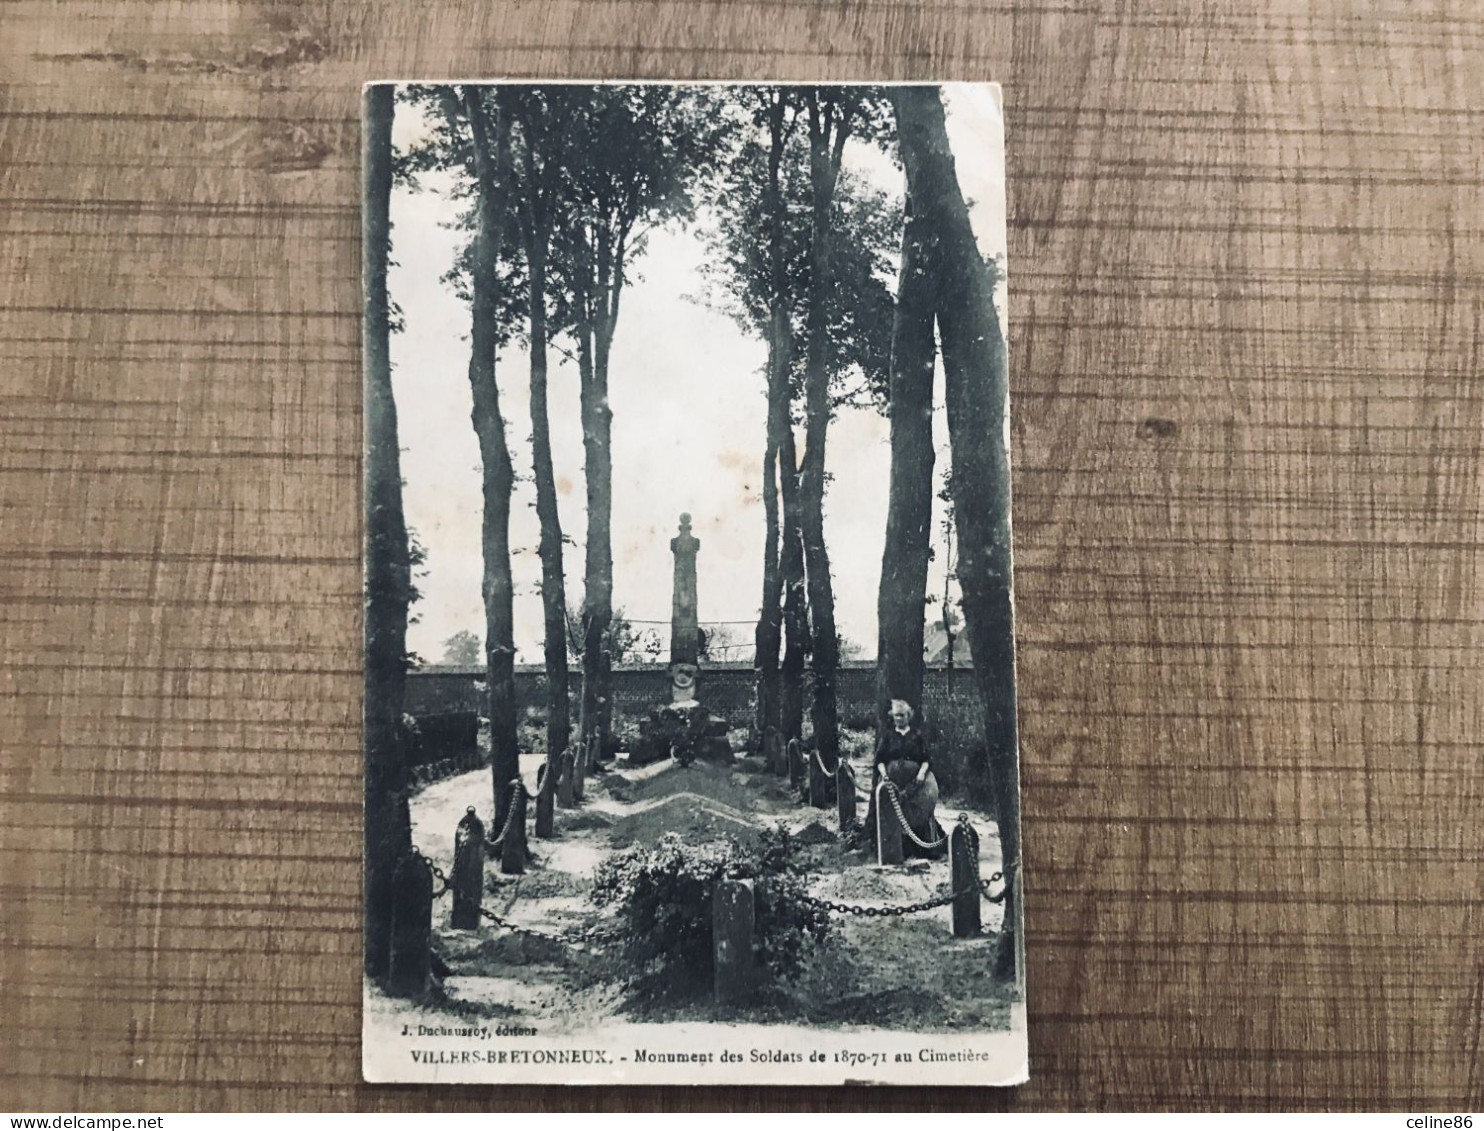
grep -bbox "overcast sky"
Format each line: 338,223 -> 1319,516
386,84 -> 1006,665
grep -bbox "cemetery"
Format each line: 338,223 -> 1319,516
361,85 -> 1024,1057
366,515 -> 1014,1035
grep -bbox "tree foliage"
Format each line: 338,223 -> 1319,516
698,92 -> 900,413
564,604 -> 664,665
441,629 -> 482,666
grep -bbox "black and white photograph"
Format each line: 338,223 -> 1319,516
362,80 -> 1025,1086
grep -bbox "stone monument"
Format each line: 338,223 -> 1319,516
669,512 -> 701,703
629,514 -> 733,766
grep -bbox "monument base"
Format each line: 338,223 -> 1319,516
629,700 -> 733,767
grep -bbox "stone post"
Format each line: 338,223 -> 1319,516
950,820 -> 982,938
387,848 -> 432,999
500,779 -> 528,875
876,780 -> 904,866
837,761 -> 857,832
450,807 -> 485,930
713,878 -> 755,1005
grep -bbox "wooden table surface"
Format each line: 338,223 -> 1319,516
2,0 -> 1480,1112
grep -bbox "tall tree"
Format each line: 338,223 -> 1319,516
752,91 -> 794,762
363,84 -> 414,979
554,87 -> 715,765
698,90 -> 808,757
891,85 -> 1021,984
502,87 -> 577,789
439,88 -> 523,829
797,87 -> 891,786
874,199 -> 937,728
700,86 -> 895,767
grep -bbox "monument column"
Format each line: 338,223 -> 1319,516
670,513 -> 701,702
627,512 -> 731,766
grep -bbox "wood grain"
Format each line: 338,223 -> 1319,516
2,0 -> 1480,1111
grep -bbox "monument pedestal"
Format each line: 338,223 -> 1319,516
630,699 -> 732,767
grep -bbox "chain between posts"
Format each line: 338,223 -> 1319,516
419,837 -> 576,949
476,904 -> 577,948
415,853 -> 452,899
427,854 -> 1004,925
486,780 -> 525,850
787,808 -> 1005,917
420,781 -> 1006,939
881,779 -> 949,850
955,813 -> 1008,905
791,869 -> 1005,919
479,876 -> 587,951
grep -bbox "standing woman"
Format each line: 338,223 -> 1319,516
870,699 -> 947,859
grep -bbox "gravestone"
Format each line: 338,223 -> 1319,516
713,878 -> 755,1004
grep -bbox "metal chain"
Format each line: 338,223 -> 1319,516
951,815 -> 1010,904
486,781 -> 525,850
410,787 -> 584,954
811,745 -> 838,779
880,780 -> 950,850
791,869 -> 1004,919
478,904 -> 548,939
794,886 -> 959,918
417,774 -> 1009,938
477,904 -> 587,952
956,816 -> 1006,905
416,850 -> 452,899
787,811 -> 1006,918
986,854 -> 1018,906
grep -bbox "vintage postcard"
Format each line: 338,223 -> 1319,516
362,80 -> 1025,1086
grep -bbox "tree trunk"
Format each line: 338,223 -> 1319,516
754,409 -> 782,754
579,293 -> 615,764
526,240 -> 571,788
892,86 -> 1022,986
779,427 -> 808,748
453,88 -> 521,833
798,92 -> 847,773
753,99 -> 789,758
362,84 -> 413,980
942,518 -> 957,696
874,202 -> 937,733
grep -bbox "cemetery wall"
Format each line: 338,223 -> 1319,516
404,663 -> 987,793
407,662 -> 980,729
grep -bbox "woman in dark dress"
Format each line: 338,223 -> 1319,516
869,699 -> 946,859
